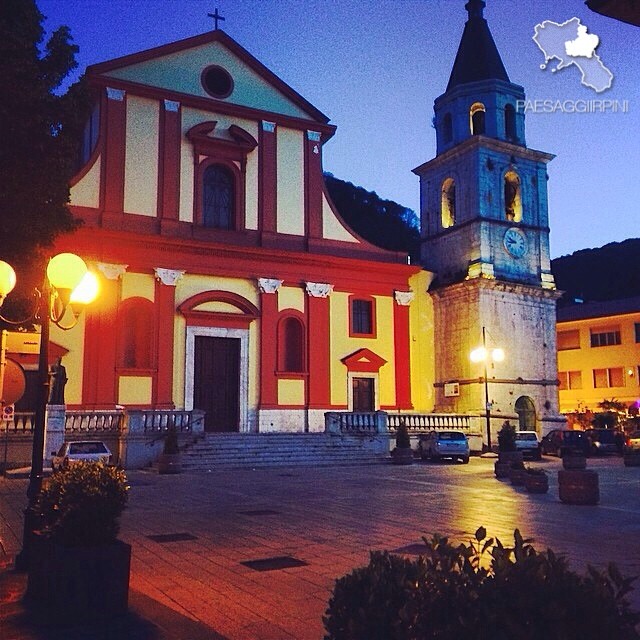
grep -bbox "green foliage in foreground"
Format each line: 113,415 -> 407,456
36,461 -> 129,547
324,527 -> 639,640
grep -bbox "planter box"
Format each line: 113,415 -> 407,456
494,461 -> 510,479
525,473 -> 549,494
392,448 -> 414,465
158,453 -> 182,474
562,453 -> 587,470
509,468 -> 527,486
623,452 -> 640,467
558,469 -> 599,505
26,536 -> 131,621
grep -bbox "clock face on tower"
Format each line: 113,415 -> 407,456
503,227 -> 527,258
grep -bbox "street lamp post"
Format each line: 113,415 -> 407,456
0,253 -> 98,569
470,326 -> 504,452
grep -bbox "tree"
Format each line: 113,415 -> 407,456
0,0 -> 89,313
324,173 -> 420,261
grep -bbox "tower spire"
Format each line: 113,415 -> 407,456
465,0 -> 486,20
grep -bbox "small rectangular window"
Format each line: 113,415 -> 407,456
568,371 -> 582,390
590,327 -> 621,347
593,368 -> 608,388
558,330 -> 580,350
351,299 -> 373,336
558,372 -> 568,391
635,323 -> 640,343
609,367 -> 624,387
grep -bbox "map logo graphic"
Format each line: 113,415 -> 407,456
533,18 -> 613,93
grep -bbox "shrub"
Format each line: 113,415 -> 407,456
525,466 -> 547,476
36,461 -> 129,547
324,528 -> 640,640
497,421 -> 516,452
163,424 -> 180,454
395,419 -> 411,449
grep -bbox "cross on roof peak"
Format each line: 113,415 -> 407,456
208,8 -> 225,30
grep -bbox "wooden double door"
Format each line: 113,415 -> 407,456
194,336 -> 240,432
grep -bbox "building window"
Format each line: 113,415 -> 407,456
470,102 -> 486,135
277,315 -> 305,373
441,178 -> 456,228
568,370 -> 583,389
635,323 -> 640,343
559,371 -> 582,390
118,297 -> 155,370
202,164 -> 234,229
443,113 -> 453,143
504,170 -> 522,222
350,297 -> 375,337
504,103 -> 517,140
201,65 -> 234,99
593,367 -> 625,388
558,330 -> 580,351
590,327 -> 621,347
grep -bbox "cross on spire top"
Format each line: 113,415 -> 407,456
208,8 -> 225,30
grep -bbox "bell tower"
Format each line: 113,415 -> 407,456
414,0 -> 564,441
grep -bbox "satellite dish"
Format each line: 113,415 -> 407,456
2,358 -> 26,405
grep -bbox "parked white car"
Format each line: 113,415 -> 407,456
514,431 -> 542,460
51,441 -> 112,471
417,430 -> 470,463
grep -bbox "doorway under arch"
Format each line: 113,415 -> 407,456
515,396 -> 536,431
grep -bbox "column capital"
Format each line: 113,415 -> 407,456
257,278 -> 283,294
261,121 -> 276,133
163,99 -> 180,112
305,282 -> 333,298
96,263 -> 128,281
154,268 -> 185,286
394,290 -> 415,306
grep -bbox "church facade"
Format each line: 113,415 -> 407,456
50,1 -> 564,440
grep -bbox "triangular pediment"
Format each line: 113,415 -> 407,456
341,349 -> 387,372
89,30 -> 329,123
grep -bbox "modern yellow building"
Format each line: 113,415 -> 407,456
557,297 -> 640,414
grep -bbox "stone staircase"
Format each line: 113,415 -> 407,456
170,432 -> 390,471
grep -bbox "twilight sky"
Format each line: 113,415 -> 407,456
38,0 -> 640,259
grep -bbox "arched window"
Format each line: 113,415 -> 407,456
441,178 -> 456,228
504,104 -> 517,140
278,316 -> 305,373
470,102 -> 486,135
504,170 -> 522,222
443,113 -> 453,144
118,297 -> 155,370
515,396 -> 536,431
202,164 -> 234,229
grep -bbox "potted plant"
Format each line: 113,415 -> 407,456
509,459 -> 527,486
158,423 -> 182,474
27,461 -> 130,621
524,467 -> 549,494
495,421 -> 521,477
392,419 -> 414,465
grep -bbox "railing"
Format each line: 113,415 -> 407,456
132,409 -> 203,434
65,410 -> 125,433
6,412 -> 35,433
387,413 -> 471,433
325,411 -> 474,436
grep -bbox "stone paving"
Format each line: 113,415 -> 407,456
1,456 -> 640,639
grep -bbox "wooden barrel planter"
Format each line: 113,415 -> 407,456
562,453 -> 587,470
623,452 -> 640,467
558,470 -> 599,505
525,472 -> 549,494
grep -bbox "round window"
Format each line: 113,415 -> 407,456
201,65 -> 233,99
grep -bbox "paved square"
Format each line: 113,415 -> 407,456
2,456 -> 639,639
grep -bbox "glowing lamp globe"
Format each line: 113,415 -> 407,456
470,347 -> 487,363
46,253 -> 87,292
0,261 -> 17,302
70,271 -> 99,306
